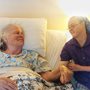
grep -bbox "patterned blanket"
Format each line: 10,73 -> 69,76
0,67 -> 73,90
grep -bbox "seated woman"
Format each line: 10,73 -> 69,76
0,24 -> 73,90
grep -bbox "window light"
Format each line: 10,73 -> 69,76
58,0 -> 90,16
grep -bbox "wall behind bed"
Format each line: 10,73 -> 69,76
0,0 -> 68,30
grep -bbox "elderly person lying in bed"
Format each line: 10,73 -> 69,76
0,24 -> 73,90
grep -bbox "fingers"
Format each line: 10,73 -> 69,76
2,77 -> 17,88
68,63 -> 74,70
60,72 -> 67,84
60,65 -> 73,84
0,85 -> 16,90
6,81 -> 17,90
0,87 -> 6,90
60,72 -> 69,84
0,77 -> 17,90
60,73 -> 64,83
68,63 -> 80,71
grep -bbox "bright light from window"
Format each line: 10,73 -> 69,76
58,0 -> 90,16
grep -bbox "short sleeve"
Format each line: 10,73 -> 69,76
35,56 -> 51,73
60,43 -> 72,61
27,50 -> 51,73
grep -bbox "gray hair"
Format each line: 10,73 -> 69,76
69,16 -> 90,33
0,24 -> 23,51
83,17 -> 90,33
79,16 -> 90,33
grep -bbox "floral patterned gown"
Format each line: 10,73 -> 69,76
0,50 -> 73,90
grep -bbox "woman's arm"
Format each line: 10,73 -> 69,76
40,64 -> 73,84
68,63 -> 90,71
39,66 -> 60,82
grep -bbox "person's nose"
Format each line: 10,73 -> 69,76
19,32 -> 23,35
19,33 -> 24,37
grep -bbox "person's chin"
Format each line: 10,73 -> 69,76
71,33 -> 77,38
73,35 -> 78,39
17,42 -> 24,47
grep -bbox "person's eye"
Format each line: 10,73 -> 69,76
20,32 -> 24,35
14,32 -> 19,34
69,25 -> 76,29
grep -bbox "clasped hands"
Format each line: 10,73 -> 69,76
60,65 -> 73,84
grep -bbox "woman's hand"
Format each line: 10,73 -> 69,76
68,63 -> 82,71
0,77 -> 17,90
60,65 -> 73,84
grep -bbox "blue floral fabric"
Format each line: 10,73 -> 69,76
0,50 -> 73,90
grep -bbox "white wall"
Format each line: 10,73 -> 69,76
0,0 -> 67,29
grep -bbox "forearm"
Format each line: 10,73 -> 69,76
59,61 -> 69,67
68,63 -> 90,72
40,67 -> 60,82
79,66 -> 90,71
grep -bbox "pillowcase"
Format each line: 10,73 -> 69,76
0,18 -> 47,57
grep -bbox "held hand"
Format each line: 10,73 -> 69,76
60,65 -> 73,84
68,63 -> 82,71
0,77 -> 17,90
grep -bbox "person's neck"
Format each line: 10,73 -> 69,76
4,46 -> 22,55
76,32 -> 87,47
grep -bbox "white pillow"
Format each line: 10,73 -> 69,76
0,18 -> 47,57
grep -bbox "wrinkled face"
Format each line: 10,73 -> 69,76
68,17 -> 85,38
3,25 -> 24,48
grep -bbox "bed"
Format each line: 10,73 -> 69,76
0,18 -> 73,90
